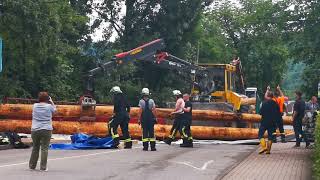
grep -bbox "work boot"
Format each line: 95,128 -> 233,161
180,138 -> 187,147
273,137 -> 277,143
281,135 -> 286,143
306,141 -> 310,148
163,138 -> 172,145
188,139 -> 193,148
124,141 -> 132,149
266,140 -> 272,154
293,143 -> 300,148
294,138 -> 301,148
112,137 -> 120,149
150,141 -> 156,151
143,142 -> 149,151
180,138 -> 193,148
259,138 -> 267,154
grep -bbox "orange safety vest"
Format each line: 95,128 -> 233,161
273,96 -> 285,113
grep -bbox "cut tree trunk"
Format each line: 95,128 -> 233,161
0,104 -> 293,124
0,119 -> 294,140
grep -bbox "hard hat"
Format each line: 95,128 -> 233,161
173,90 -> 182,96
141,88 -> 150,95
110,86 -> 122,94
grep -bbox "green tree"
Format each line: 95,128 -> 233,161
0,0 -> 90,101
290,0 -> 320,98
199,0 -> 291,95
92,0 -> 213,104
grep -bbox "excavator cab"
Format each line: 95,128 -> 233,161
191,63 -> 243,111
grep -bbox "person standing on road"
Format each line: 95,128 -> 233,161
138,88 -> 157,151
180,94 -> 193,148
265,85 -> 286,143
164,90 -> 185,145
293,91 -> 309,148
258,91 -> 280,154
109,86 -> 132,149
29,92 -> 56,171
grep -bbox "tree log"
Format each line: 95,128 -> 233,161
0,104 -> 293,125
0,119 -> 294,140
240,113 -> 292,124
240,98 -> 256,105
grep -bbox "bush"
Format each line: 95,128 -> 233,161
314,113 -> 320,179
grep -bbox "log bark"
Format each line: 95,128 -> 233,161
240,113 -> 292,124
0,104 -> 293,125
0,104 -> 237,121
240,98 -> 256,105
0,119 -> 294,140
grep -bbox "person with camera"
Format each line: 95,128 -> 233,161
29,92 -> 56,171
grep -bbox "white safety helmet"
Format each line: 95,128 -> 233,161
141,88 -> 150,95
172,90 -> 182,96
110,86 -> 122,94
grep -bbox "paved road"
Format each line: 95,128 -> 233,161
0,142 -> 255,180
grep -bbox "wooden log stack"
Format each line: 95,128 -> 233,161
0,120 -> 294,140
0,104 -> 293,124
0,104 -> 295,140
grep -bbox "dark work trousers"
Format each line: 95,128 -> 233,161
258,125 -> 275,141
141,100 -> 156,142
141,120 -> 155,142
273,115 -> 285,138
293,118 -> 308,145
108,112 -> 131,143
168,114 -> 184,139
181,118 -> 192,140
29,129 -> 52,170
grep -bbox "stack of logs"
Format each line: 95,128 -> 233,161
0,104 -> 294,140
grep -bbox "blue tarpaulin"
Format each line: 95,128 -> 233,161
50,133 -> 114,150
0,37 -> 2,72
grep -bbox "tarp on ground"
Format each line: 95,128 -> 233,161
50,133 -> 113,150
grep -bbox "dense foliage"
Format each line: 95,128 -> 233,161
0,0 -> 319,105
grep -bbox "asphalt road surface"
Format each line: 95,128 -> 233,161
0,141 -> 256,180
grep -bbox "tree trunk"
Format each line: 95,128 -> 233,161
0,104 -> 293,124
0,119 -> 294,140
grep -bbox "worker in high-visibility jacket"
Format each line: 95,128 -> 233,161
259,91 -> 281,154
109,86 -> 132,149
164,90 -> 185,145
138,88 -> 157,151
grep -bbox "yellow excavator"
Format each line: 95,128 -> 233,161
83,39 -> 256,112
189,61 -> 257,112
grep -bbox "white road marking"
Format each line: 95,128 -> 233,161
172,160 -> 214,171
0,147 -> 140,169
0,162 -> 28,168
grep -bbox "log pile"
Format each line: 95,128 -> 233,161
0,104 -> 295,140
0,120 -> 294,140
0,104 -> 293,124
